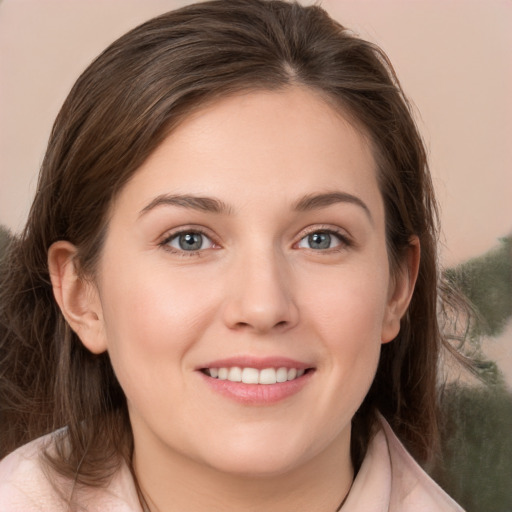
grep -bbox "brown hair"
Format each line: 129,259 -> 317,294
1,0 -> 444,488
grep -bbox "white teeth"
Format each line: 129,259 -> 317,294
206,366 -> 307,384
276,367 -> 288,383
259,368 -> 277,384
242,367 -> 259,384
228,367 -> 242,382
286,368 -> 297,381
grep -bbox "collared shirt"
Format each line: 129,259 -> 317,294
0,418 -> 464,511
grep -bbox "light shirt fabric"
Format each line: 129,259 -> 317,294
0,417 -> 464,511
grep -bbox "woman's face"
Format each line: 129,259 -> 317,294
83,87 -> 413,477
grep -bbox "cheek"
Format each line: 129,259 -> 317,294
301,262 -> 389,393
97,255 -> 218,382
304,263 -> 389,345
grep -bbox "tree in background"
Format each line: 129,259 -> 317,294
433,236 -> 512,512
446,236 -> 512,340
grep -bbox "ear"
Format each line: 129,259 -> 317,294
48,241 -> 107,354
381,236 -> 420,344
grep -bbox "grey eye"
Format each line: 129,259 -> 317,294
308,232 -> 331,249
167,232 -> 213,251
298,231 -> 342,250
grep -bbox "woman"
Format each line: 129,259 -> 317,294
0,0 -> 464,510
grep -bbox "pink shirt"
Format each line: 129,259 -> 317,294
0,418 -> 464,511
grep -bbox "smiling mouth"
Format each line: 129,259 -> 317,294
201,367 -> 312,385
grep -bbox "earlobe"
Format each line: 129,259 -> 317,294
381,237 -> 420,344
48,241 -> 107,354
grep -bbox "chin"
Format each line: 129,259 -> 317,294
195,426 -> 327,479
204,449 -> 307,479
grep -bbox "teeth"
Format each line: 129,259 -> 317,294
275,367 -> 287,383
206,366 -> 307,384
242,367 -> 259,384
228,367 -> 242,382
259,368 -> 276,384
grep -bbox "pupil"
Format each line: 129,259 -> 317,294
309,232 -> 331,249
179,233 -> 202,250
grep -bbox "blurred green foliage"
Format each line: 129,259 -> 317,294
445,237 -> 512,339
433,384 -> 512,512
435,236 -> 512,511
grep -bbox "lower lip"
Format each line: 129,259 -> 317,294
199,371 -> 313,405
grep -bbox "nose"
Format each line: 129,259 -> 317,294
222,249 -> 299,334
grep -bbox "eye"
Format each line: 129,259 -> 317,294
163,231 -> 215,252
297,230 -> 346,250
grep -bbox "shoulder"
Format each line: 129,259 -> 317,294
0,432 -> 67,511
0,432 -> 141,511
380,416 -> 465,511
343,415 -> 464,511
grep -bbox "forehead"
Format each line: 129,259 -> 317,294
113,86 -> 383,220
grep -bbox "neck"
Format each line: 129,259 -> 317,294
132,429 -> 353,512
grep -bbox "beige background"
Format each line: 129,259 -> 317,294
1,0 -> 511,381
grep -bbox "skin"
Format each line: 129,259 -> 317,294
49,87 -> 418,511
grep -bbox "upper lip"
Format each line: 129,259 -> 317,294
197,356 -> 313,371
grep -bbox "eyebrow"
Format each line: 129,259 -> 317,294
139,194 -> 232,216
139,191 -> 372,222
293,192 -> 373,223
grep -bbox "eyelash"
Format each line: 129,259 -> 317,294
158,226 -> 352,257
296,226 -> 352,253
159,228 -> 217,257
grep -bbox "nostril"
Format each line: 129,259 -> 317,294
234,321 -> 251,330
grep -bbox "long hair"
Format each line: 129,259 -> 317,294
1,0 -> 444,486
